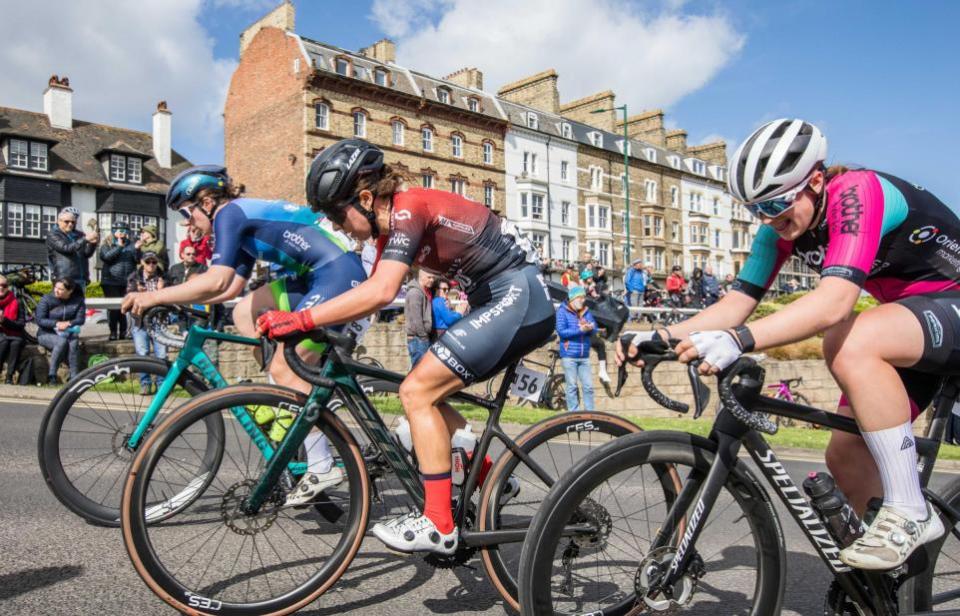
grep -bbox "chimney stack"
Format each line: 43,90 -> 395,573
43,75 -> 73,130
445,67 -> 484,91
497,69 -> 559,113
153,101 -> 172,169
559,90 -> 616,132
240,0 -> 295,56
359,39 -> 396,64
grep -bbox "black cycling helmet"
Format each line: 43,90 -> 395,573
166,165 -> 231,211
306,139 -> 384,231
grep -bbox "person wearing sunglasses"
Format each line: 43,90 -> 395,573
620,118 -> 960,570
121,165 -> 368,506
45,207 -> 98,291
127,251 -> 167,395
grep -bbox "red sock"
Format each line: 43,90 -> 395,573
422,472 -> 455,534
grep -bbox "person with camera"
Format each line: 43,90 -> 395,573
46,207 -> 98,291
99,222 -> 138,340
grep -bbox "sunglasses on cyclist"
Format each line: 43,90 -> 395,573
178,206 -> 193,221
746,182 -> 812,219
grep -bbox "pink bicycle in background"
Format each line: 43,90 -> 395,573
769,377 -> 811,427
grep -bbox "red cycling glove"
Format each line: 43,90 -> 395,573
256,309 -> 316,339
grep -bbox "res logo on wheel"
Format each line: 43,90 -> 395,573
910,225 -> 939,244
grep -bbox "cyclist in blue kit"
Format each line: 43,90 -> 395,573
122,165 -> 367,505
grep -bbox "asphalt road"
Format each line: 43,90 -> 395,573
2,399 -> 957,615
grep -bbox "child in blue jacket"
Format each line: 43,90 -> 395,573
555,286 -> 596,411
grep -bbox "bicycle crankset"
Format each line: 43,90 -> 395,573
424,509 -> 477,570
634,547 -> 704,611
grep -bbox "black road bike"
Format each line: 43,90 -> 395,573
519,344 -> 960,615
119,328 -> 659,614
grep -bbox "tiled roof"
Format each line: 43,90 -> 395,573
0,106 -> 191,193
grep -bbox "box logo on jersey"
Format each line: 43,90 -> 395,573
837,185 -> 863,235
910,225 -> 939,245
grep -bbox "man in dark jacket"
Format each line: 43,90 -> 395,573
99,223 -> 138,340
165,244 -> 208,286
404,270 -> 435,368
702,266 -> 721,307
36,277 -> 86,383
46,208 -> 98,289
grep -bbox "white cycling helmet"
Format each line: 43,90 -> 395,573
727,119 -> 828,204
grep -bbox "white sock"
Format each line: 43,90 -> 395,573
861,422 -> 927,520
304,431 -> 334,474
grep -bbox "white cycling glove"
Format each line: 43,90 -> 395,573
689,330 -> 742,371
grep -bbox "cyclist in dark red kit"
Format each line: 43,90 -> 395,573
258,139 -> 552,554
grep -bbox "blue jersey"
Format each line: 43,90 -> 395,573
211,198 -> 352,279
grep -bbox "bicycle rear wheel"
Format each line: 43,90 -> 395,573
478,412 -> 647,612
518,430 -> 785,616
38,357 -> 216,526
122,384 -> 369,615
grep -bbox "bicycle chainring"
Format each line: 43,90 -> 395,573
423,509 -> 477,570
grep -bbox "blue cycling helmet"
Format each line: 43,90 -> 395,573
166,165 -> 231,211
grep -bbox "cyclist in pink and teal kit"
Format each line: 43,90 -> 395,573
620,119 -> 956,570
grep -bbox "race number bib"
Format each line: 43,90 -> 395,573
509,365 -> 548,403
346,317 -> 372,343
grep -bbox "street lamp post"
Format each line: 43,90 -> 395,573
592,105 -> 631,266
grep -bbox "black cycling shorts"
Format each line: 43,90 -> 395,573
430,264 -> 555,384
892,290 -> 960,410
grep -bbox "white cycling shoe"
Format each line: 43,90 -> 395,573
372,512 -> 459,555
839,503 -> 944,570
285,466 -> 344,507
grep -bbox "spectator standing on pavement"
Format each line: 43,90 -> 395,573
556,286 -> 596,411
593,266 -> 609,297
688,267 -> 705,309
702,266 -> 721,306
666,265 -> 687,307
99,223 -> 138,341
36,277 -> 85,384
46,208 -> 98,290
431,280 -> 467,339
624,259 -> 648,315
179,223 -> 213,267
136,224 -> 168,271
0,275 -> 26,384
560,264 -> 577,288
404,269 -> 435,368
580,270 -> 599,298
127,252 -> 167,395
166,244 -> 208,286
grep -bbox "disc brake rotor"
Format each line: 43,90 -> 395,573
221,479 -> 283,536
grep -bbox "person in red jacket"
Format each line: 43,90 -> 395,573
179,223 -> 212,266
0,275 -> 25,383
666,265 -> 687,307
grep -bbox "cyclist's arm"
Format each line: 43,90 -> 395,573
658,291 -> 759,339
204,275 -> 247,305
301,260 -> 408,327
747,277 -> 860,350
146,265 -> 237,306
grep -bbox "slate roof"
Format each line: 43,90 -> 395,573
0,106 -> 191,193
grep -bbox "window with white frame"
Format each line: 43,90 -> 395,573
589,166 -> 602,191
689,223 -> 708,244
530,232 -> 546,255
561,123 -> 572,139
7,203 -> 23,237
422,173 -> 434,189
374,69 -> 388,86
668,155 -> 680,169
353,111 -> 366,138
110,154 -> 126,181
484,184 -> 494,208
589,240 -> 610,267
560,160 -> 569,182
670,186 -> 679,207
42,205 -> 57,235
672,221 -> 680,241
645,180 -> 657,203
643,215 -> 663,238
598,205 -> 609,229
588,132 -> 603,148
620,173 -> 627,197
422,127 -> 433,152
127,157 -> 142,183
335,58 -> 349,76
520,192 -> 529,218
713,197 -> 720,215
562,236 -> 574,262
522,152 -> 538,176
8,139 -> 29,168
451,178 -> 465,196
531,194 -> 544,220
29,142 -> 48,171
587,204 -> 595,228
526,113 -> 538,129
645,147 -> 657,162
482,141 -> 493,164
561,201 -> 571,225
24,204 -> 41,238
315,102 -> 329,129
692,160 -> 706,175
437,88 -> 450,104
468,98 -> 479,112
451,134 -> 463,158
392,121 -> 404,146
714,229 -> 721,247
354,66 -> 369,80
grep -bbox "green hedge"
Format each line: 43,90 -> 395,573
26,281 -> 104,298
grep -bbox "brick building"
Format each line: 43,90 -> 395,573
0,76 -> 190,273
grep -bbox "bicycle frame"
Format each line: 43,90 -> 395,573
122,325 -> 294,471
654,377 -> 960,614
243,344 -> 566,547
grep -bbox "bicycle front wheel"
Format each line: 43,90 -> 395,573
900,476 -> 960,612
518,430 -> 785,616
38,357 -> 214,526
121,384 -> 369,615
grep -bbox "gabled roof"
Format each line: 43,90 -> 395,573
0,106 -> 191,193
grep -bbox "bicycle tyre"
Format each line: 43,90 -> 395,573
37,357 -> 217,527
121,384 -> 370,615
543,374 -> 567,411
478,411 -> 647,611
518,430 -> 785,616
900,476 -> 960,612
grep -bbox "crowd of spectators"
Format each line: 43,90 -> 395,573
402,271 -> 470,369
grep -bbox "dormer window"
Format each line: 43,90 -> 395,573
588,131 -> 603,148
374,69 -> 389,86
467,97 -> 479,112
644,147 -> 657,162
108,154 -> 142,184
335,57 -> 350,76
560,123 -> 572,139
437,88 -> 450,104
690,159 -> 706,175
668,155 -> 681,169
354,66 -> 369,80
7,138 -> 48,171
616,140 -> 631,156
526,113 -> 539,130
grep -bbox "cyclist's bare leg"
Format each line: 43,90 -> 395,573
825,404 -> 881,514
398,353 -> 466,475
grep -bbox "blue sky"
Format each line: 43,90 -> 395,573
3,0 -> 957,205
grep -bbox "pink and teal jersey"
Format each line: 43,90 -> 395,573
733,170 -> 960,303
